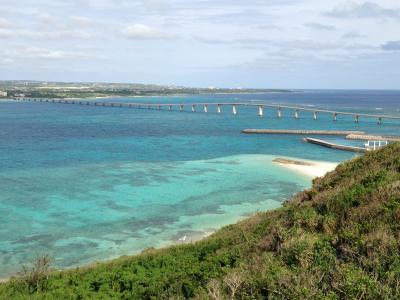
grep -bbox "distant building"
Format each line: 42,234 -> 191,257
0,91 -> 7,97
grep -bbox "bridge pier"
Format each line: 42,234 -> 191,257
217,104 -> 222,114
277,107 -> 282,118
354,115 -> 359,123
168,105 -> 172,111
333,113 -> 337,122
204,104 -> 208,113
294,109 -> 299,120
232,104 -> 237,115
258,105 -> 264,117
180,104 -> 184,112
313,111 -> 317,120
191,104 -> 196,112
378,117 -> 382,125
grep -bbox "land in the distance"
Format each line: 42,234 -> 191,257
0,80 -> 290,99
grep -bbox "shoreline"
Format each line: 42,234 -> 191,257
273,157 -> 338,178
0,229 -> 216,283
0,155 -> 335,283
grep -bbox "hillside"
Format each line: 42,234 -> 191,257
1,143 -> 400,299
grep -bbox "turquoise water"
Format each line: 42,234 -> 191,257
1,90 -> 399,278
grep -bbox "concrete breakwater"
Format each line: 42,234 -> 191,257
242,129 -> 365,135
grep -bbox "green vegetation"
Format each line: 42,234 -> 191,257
2,143 -> 400,299
0,80 -> 290,99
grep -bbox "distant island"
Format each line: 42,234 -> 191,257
0,80 -> 291,99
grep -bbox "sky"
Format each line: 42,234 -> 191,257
0,0 -> 399,89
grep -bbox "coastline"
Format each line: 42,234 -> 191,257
273,157 -> 338,178
0,155 -> 334,283
0,230 -> 216,283
5,90 -> 292,102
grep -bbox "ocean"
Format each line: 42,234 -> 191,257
0,90 -> 399,278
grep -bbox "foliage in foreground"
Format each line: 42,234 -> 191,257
2,143 -> 400,299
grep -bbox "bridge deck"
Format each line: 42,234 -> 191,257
13,98 -> 400,122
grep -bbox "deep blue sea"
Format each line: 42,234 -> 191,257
1,90 -> 399,278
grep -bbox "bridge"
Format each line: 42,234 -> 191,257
13,98 -> 400,124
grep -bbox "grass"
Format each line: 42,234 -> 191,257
1,143 -> 400,299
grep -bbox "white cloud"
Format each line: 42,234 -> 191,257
304,22 -> 336,31
69,16 -> 97,27
3,46 -> 98,61
37,13 -> 58,24
120,24 -> 176,40
382,40 -> 400,51
0,14 -> 101,41
342,31 -> 366,39
0,18 -> 15,29
325,1 -> 400,19
0,28 -> 95,40
142,0 -> 170,12
0,29 -> 14,38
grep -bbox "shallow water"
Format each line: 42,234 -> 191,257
0,90 -> 399,277
0,154 -> 308,276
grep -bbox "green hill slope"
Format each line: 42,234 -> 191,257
2,143 -> 400,299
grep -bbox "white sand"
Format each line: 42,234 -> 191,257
274,158 -> 338,178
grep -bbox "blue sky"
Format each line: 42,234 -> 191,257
0,0 -> 399,89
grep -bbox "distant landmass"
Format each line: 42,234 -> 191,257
0,80 -> 291,99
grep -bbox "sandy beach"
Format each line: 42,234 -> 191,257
273,157 -> 338,178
